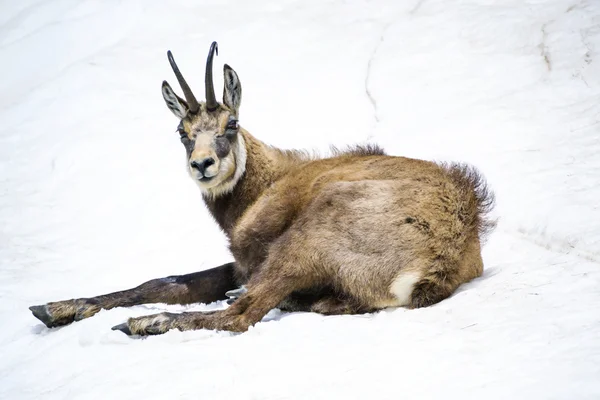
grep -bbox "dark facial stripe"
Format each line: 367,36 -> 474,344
215,135 -> 231,158
182,137 -> 195,158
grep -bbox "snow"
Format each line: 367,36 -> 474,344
1,0 -> 599,398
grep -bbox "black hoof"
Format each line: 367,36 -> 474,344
111,323 -> 132,335
29,305 -> 54,328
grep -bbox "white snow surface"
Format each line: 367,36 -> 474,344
1,0 -> 599,398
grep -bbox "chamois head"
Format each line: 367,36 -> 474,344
161,42 -> 246,198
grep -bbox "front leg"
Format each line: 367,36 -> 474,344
117,292 -> 376,336
113,278 -> 289,335
114,253 -> 321,335
30,262 -> 237,328
113,310 -> 244,335
112,311 -> 217,335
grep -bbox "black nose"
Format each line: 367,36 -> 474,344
190,158 -> 215,175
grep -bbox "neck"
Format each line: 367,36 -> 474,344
202,129 -> 300,236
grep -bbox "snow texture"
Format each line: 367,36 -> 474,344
1,0 -> 599,399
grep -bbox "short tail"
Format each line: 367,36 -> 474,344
441,162 -> 497,244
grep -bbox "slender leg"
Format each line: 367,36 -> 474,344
116,279 -> 293,335
114,252 -> 320,335
29,262 -> 237,328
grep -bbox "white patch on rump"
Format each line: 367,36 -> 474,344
389,271 -> 421,306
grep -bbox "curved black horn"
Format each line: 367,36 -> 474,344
205,41 -> 219,111
167,50 -> 200,114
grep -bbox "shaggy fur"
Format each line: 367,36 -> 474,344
29,46 -> 496,336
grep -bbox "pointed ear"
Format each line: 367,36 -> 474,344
162,81 -> 189,119
222,64 -> 242,114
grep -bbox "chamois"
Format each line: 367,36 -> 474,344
29,42 -> 495,336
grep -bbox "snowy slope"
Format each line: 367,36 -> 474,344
1,0 -> 599,399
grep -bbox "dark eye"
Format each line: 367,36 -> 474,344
177,123 -> 188,140
226,120 -> 239,131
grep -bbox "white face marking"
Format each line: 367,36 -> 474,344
193,132 -> 247,199
188,133 -> 220,178
389,271 -> 421,306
